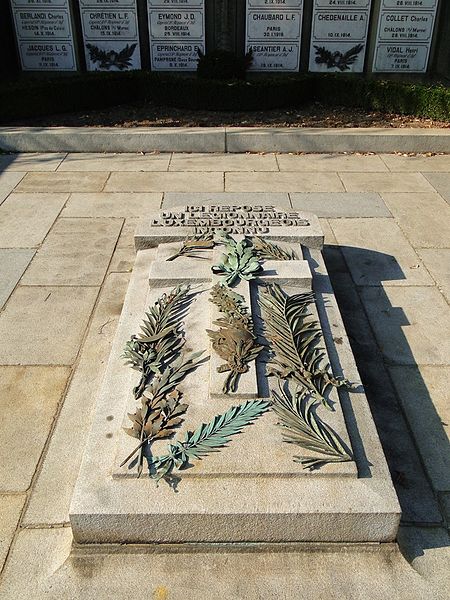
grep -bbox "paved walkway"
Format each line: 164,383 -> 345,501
0,152 -> 449,599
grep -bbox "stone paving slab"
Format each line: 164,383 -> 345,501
57,153 -> 170,172
0,366 -> 69,493
16,172 -> 109,193
417,249 -> 450,302
0,193 -> 68,248
0,249 -> 35,309
329,218 -> 432,286
169,152 -> 278,171
225,172 -> 344,192
422,173 -> 450,204
108,247 -> 135,274
0,286 -> 99,365
162,191 -> 291,208
359,286 -> 450,366
339,172 -> 436,193
398,525 -> 450,590
380,154 -> 450,172
0,528 -> 439,600
290,192 -> 391,218
23,274 -> 130,526
21,218 -> 122,286
116,218 -> 140,248
381,193 -> 450,249
439,493 -> 450,526
0,153 -> 66,172
105,171 -> 224,192
0,172 -> 25,205
389,365 -> 450,493
318,219 -> 338,244
62,192 -> 162,218
277,153 -> 388,172
326,268 -> 442,525
0,494 -> 25,571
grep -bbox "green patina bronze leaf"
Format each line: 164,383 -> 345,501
271,384 -> 352,470
150,399 -> 270,482
259,283 -> 349,409
120,284 -> 206,476
166,233 -> 214,261
208,283 -> 263,394
252,237 -> 297,261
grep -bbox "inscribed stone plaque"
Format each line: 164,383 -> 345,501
373,0 -> 439,72
245,0 -> 304,71
135,204 -> 321,245
308,0 -> 372,73
148,0 -> 205,71
79,0 -> 141,71
10,0 -> 77,71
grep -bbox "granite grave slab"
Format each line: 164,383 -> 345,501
70,203 -> 400,544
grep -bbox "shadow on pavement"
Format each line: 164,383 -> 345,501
323,243 -> 449,560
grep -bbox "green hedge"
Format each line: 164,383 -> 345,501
1,71 -> 449,122
313,76 -> 450,120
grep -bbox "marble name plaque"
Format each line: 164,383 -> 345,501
247,11 -> 301,41
376,12 -> 435,42
309,0 -> 372,73
245,0 -> 303,71
18,41 -> 76,70
374,43 -> 429,72
11,0 -> 77,71
148,0 -> 204,5
149,10 -> 204,39
11,0 -> 68,5
247,0 -> 303,7
373,0 -> 438,72
314,0 -> 370,6
381,0 -> 437,7
247,43 -> 299,70
148,0 -> 205,70
81,10 -> 138,40
80,0 -> 141,71
13,9 -> 72,40
80,0 -> 136,5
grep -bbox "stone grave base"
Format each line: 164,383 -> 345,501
70,208 -> 400,544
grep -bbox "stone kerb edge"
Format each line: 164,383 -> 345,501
0,127 -> 449,153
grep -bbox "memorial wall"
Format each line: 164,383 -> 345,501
7,0 -> 442,75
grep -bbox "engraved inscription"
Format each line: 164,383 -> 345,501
150,205 -> 310,234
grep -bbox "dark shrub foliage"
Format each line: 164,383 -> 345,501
0,71 -> 449,122
196,49 -> 253,81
